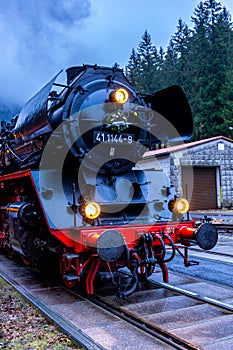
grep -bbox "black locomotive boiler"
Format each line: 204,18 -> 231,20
0,65 -> 218,297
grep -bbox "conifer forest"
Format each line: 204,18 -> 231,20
125,0 -> 233,141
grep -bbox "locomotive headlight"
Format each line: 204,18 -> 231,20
176,198 -> 189,214
85,202 -> 101,219
110,88 -> 129,104
168,198 -> 189,214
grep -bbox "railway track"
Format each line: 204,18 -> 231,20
0,263 -> 104,350
1,253 -> 233,349
214,223 -> 233,232
192,217 -> 233,233
0,254 -> 182,349
93,271 -> 233,350
189,246 -> 233,259
187,224 -> 233,261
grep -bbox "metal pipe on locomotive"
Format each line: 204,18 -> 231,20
0,65 -> 218,297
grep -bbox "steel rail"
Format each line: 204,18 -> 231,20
153,280 -> 233,313
0,269 -> 105,350
1,243 -> 233,350
81,270 -> 233,350
83,293 -> 199,350
214,223 -> 233,230
189,247 -> 233,259
0,262 -> 198,350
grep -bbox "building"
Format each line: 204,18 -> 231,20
139,136 -> 233,210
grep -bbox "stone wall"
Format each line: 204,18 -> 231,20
169,139 -> 233,208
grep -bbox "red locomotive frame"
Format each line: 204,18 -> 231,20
0,169 -> 216,296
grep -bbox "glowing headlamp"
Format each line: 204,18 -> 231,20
110,88 -> 129,103
168,198 -> 190,214
84,202 -> 101,219
176,198 -> 190,214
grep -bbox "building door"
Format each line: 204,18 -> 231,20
182,167 -> 217,210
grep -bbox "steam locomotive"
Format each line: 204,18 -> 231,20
0,65 -> 218,297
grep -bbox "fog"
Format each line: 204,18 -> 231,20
0,0 -> 232,112
0,0 -> 91,105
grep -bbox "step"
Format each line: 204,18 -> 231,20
63,274 -> 80,281
63,253 -> 79,260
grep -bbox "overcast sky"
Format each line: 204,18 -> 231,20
0,0 -> 232,105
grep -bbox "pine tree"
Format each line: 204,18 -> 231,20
218,8 -> 233,136
190,0 -> 232,139
137,30 -> 157,93
126,48 -> 141,88
162,40 -> 178,87
172,19 -> 192,88
162,18 -> 192,91
126,30 -> 162,93
218,68 -> 233,136
154,46 -> 165,90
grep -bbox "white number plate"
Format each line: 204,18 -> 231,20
94,131 -> 134,144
